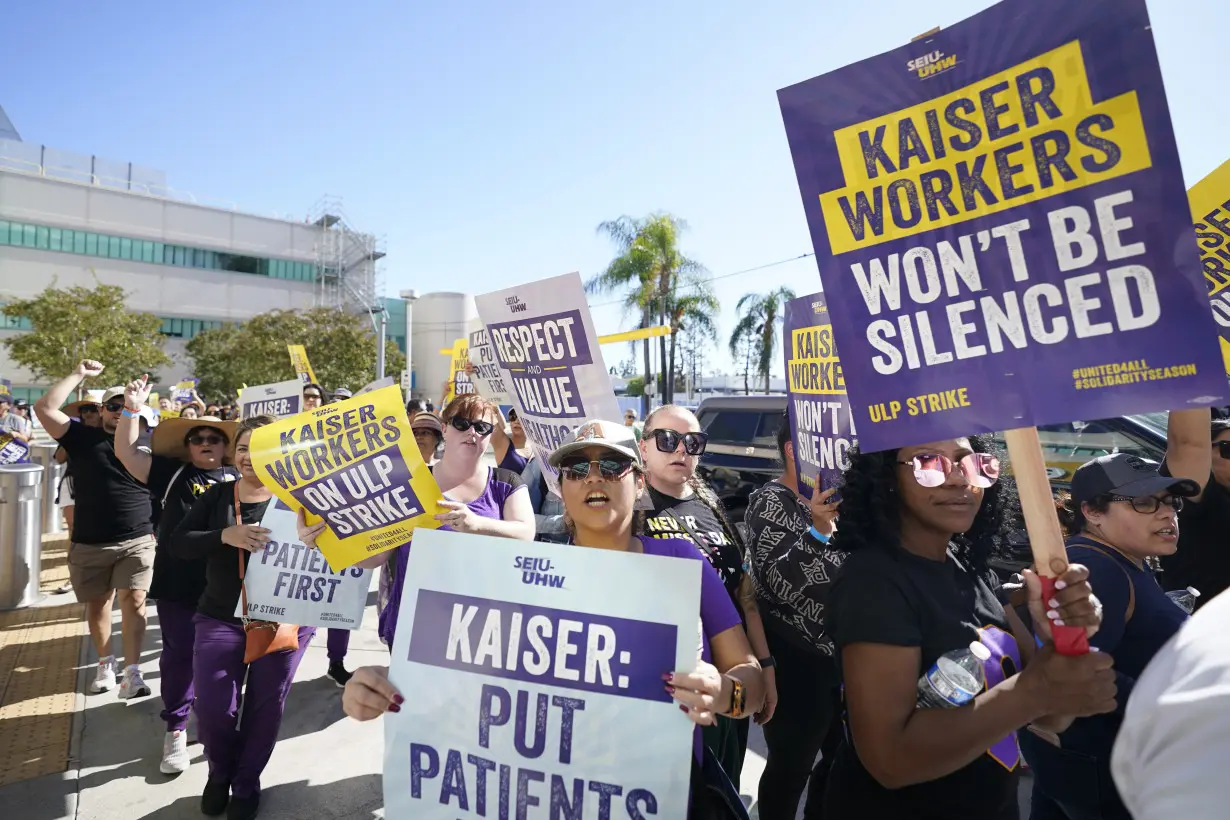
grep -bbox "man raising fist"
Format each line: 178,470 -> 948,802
34,360 -> 155,699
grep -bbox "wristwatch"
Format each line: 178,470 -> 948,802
725,676 -> 747,719
758,656 -> 776,669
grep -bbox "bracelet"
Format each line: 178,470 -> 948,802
808,526 -> 830,544
121,408 -> 138,419
724,675 -> 747,719
758,656 -> 776,669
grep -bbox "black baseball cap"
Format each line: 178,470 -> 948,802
1071,453 -> 1200,509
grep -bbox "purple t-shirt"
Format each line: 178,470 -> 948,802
378,467 -> 526,646
640,536 -> 743,763
498,446 -> 528,475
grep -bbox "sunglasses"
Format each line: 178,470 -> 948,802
559,456 -> 635,482
303,392 -> 322,400
80,404 -> 99,414
103,401 -> 125,413
649,429 -> 709,456
188,434 -> 225,446
1108,494 -> 1184,514
507,409 -> 518,422
449,416 -> 495,436
1214,442 -> 1230,459
898,452 -> 1001,488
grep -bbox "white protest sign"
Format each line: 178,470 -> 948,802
474,272 -> 623,493
235,499 -> 371,629
359,376 -> 397,396
384,529 -> 699,820
466,323 -> 512,405
239,379 -> 303,419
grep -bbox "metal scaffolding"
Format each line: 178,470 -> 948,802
308,195 -> 386,313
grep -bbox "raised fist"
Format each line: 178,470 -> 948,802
76,360 -> 105,378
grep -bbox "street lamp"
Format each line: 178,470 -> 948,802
398,289 -> 419,396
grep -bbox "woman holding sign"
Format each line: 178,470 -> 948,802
823,437 -> 1114,820
170,415 -> 314,820
302,393 -> 535,649
1021,409 -> 1211,820
638,405 -> 777,788
338,419 -> 765,819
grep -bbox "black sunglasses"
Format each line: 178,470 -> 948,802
449,416 -> 495,436
1214,441 -> 1230,459
103,401 -> 125,413
507,409 -> 518,422
187,434 -> 225,446
80,404 -> 99,414
1108,494 -> 1184,514
649,429 -> 709,456
559,456 -> 635,482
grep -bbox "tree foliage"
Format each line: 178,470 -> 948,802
185,307 -> 405,400
2,283 -> 171,390
728,287 -> 796,393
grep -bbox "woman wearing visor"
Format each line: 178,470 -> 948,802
338,419 -> 765,818
1021,409 -> 1211,820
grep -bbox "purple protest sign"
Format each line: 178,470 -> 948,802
286,447 -> 423,538
778,0 -> 1226,452
783,293 -> 857,498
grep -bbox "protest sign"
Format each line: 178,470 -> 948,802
784,293 -> 857,498
443,338 -> 475,406
249,384 -> 443,570
475,272 -> 623,492
778,0 -> 1226,453
172,379 -> 197,404
234,498 -> 371,629
238,379 -> 302,420
287,344 -> 318,385
384,528 -> 699,820
466,326 -> 512,405
0,432 -> 28,465
1189,158 -> 1230,374
358,376 -> 396,396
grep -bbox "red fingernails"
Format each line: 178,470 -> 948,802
662,673 -> 673,682
393,694 -> 405,705
388,703 -> 401,713
665,685 -> 675,694
678,705 -> 689,714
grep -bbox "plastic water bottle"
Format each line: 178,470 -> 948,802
917,642 -> 991,709
1165,586 -> 1201,615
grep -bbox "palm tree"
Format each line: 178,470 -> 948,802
587,213 -> 710,408
728,287 -> 796,393
666,280 -> 718,401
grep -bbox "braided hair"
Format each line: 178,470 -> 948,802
832,434 -> 1016,574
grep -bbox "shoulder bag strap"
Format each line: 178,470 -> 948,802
160,463 -> 188,508
234,484 -> 251,623
1076,543 -> 1136,624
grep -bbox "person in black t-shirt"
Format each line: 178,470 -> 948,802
1159,416 -> 1230,609
824,436 -> 1115,820
113,373 -> 240,775
170,415 -> 314,819
637,404 -> 776,791
34,361 -> 156,701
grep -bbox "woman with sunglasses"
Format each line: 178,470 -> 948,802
114,375 -> 240,775
338,419 -> 765,818
169,415 -> 314,820
300,393 -> 535,649
638,405 -> 776,789
1021,409 -> 1210,820
823,436 -> 1114,820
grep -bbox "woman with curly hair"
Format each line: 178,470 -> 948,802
823,436 -> 1115,820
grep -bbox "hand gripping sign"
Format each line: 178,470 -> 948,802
777,0 -> 1227,655
234,498 -> 372,629
474,272 -> 623,494
249,384 -> 444,571
383,529 -> 699,820
783,293 -> 858,499
1189,158 -> 1230,374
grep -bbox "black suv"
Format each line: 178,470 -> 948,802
694,395 -> 1170,575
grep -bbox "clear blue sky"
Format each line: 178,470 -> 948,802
2,0 -> 1224,375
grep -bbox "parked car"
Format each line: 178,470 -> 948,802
694,394 -> 1170,577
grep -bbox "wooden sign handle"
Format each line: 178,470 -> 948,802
1001,426 -> 1089,656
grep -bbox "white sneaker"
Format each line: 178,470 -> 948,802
159,730 -> 190,774
90,656 -> 117,693
118,666 -> 151,700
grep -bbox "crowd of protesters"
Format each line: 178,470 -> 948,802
27,355 -> 1230,820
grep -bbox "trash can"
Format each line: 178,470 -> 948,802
29,442 -> 64,536
0,463 -> 43,610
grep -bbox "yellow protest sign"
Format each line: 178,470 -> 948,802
1189,158 -> 1230,374
249,384 -> 443,570
287,344 -> 318,385
442,337 -> 474,406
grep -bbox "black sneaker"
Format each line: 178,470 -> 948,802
327,660 -> 352,688
227,793 -> 260,820
201,780 -> 230,816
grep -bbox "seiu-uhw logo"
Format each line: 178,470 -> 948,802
906,50 -> 958,79
514,556 -> 565,588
